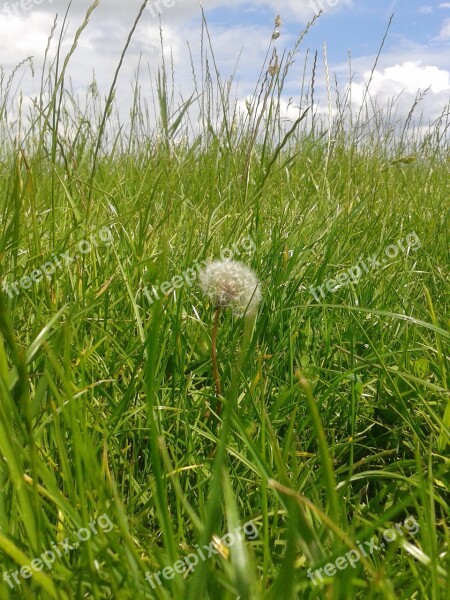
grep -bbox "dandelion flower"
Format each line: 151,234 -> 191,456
200,259 -> 261,316
200,259 -> 261,416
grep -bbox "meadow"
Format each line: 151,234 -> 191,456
0,5 -> 449,599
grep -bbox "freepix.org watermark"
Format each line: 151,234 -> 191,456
145,0 -> 182,18
2,513 -> 113,590
2,226 -> 114,299
1,0 -> 52,17
307,515 -> 420,585
142,235 -> 256,304
309,0 -> 340,13
309,231 -> 421,302
145,520 -> 259,589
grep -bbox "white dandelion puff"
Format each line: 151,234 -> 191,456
199,259 -> 261,316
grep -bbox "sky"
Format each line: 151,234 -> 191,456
1,0 -> 449,133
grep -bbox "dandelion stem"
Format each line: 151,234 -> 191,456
211,305 -> 222,408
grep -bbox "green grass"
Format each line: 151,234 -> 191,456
0,5 -> 449,599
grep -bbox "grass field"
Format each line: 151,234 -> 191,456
0,5 -> 449,600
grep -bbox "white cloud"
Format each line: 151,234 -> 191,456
437,17 -> 450,39
1,0 -> 355,27
419,2 -> 450,12
269,0 -> 353,20
0,11 -> 54,58
349,61 -> 450,123
376,62 -> 449,94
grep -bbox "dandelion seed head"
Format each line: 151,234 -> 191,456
199,259 -> 261,316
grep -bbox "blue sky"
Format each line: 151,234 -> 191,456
200,0 -> 450,68
1,0 -> 449,130
302,1 -> 450,56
